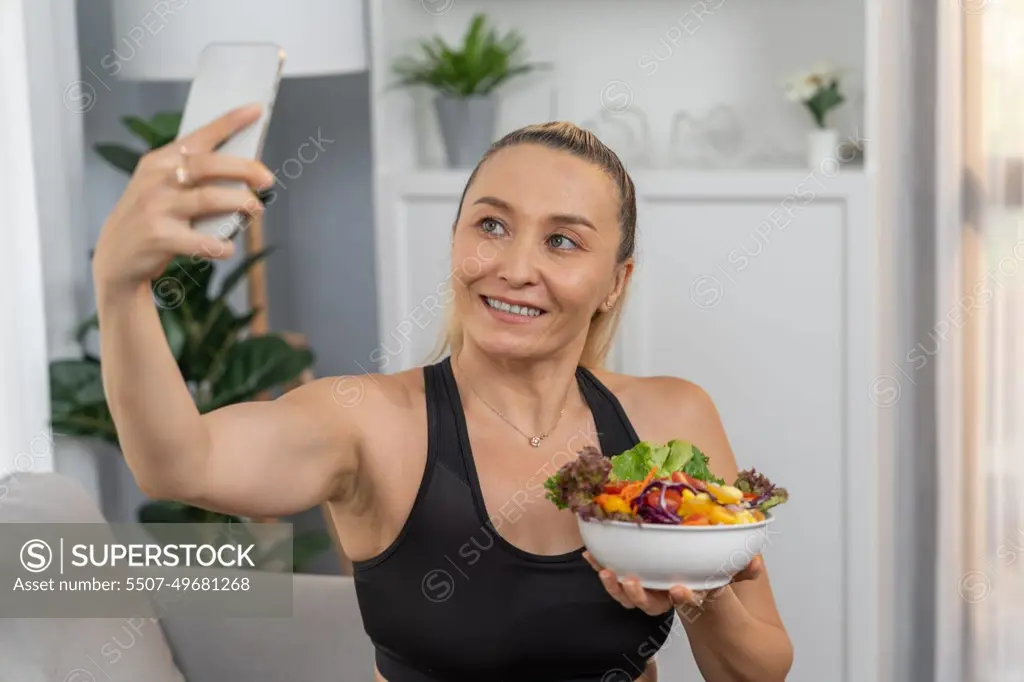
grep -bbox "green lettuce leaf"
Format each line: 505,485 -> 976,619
759,491 -> 789,512
681,446 -> 724,485
611,441 -> 652,481
610,439 -> 723,483
662,439 -> 695,473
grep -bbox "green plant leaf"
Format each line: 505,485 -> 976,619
806,82 -> 845,128
137,500 -> 204,524
95,144 -> 142,175
158,307 -> 188,361
196,309 -> 263,386
137,501 -> 244,527
48,358 -> 118,443
191,245 -> 276,378
203,336 -> 314,411
390,12 -> 537,96
122,115 -> 163,147
50,359 -> 105,413
155,257 -> 217,369
216,247 -> 276,306
51,408 -> 118,444
138,502 -> 250,550
188,306 -> 244,382
182,247 -> 277,378
162,255 -> 216,307
149,111 -> 182,147
291,529 -> 333,571
73,313 -> 99,348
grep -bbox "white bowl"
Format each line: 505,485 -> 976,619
577,514 -> 775,590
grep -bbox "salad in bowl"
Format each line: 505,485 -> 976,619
545,440 -> 789,589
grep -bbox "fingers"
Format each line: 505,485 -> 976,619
585,553 -> 670,616
157,224 -> 238,262
177,103 -> 263,154
732,554 -> 765,583
582,551 -> 603,572
175,153 -> 276,191
596,567 -> 635,609
620,577 -> 672,616
174,185 -> 265,220
669,585 -> 706,614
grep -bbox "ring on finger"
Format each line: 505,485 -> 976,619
174,145 -> 192,187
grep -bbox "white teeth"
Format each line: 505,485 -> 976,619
486,297 -> 542,317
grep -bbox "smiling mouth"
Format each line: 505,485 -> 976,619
481,296 -> 547,318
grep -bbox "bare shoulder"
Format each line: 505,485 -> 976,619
277,367 -> 425,435
587,369 -> 718,433
587,368 -> 737,479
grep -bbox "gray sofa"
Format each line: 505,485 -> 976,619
0,472 -> 375,682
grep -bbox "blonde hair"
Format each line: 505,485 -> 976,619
427,122 -> 637,370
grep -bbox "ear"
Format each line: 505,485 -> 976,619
602,259 -> 634,311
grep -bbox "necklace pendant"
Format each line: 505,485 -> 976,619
530,436 -> 541,447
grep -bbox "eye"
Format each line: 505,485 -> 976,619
548,233 -> 580,250
479,217 -> 506,236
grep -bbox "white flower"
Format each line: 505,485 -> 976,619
809,61 -> 839,82
784,78 -> 818,102
782,62 -> 842,102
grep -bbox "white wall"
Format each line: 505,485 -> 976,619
383,0 -> 865,172
0,0 -> 56,495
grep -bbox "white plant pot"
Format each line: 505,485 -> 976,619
807,128 -> 839,170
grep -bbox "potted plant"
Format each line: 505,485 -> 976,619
392,13 -> 545,168
783,62 -> 846,169
51,112 -> 332,572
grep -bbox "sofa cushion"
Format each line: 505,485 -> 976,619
0,471 -> 186,682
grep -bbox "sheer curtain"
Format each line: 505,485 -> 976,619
937,2 -> 1024,681
970,4 -> 1024,679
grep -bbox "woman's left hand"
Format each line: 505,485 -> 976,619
583,551 -> 764,616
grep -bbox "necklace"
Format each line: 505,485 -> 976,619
455,355 -> 572,447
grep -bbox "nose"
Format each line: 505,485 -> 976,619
495,235 -> 540,288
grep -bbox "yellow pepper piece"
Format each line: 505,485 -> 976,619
735,510 -> 756,525
595,494 -> 631,515
708,505 -> 739,525
679,495 -> 716,519
706,483 -> 743,505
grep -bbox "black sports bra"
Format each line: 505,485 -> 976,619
352,357 -> 674,681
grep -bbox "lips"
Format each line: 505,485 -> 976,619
481,295 -> 546,318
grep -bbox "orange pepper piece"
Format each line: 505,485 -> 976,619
620,466 -> 658,504
594,494 -> 632,515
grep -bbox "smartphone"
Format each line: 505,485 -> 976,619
175,42 -> 285,240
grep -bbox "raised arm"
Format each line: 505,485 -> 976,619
92,105 -> 359,518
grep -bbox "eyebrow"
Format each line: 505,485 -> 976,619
472,195 -> 598,231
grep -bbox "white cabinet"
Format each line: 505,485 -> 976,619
373,169 -> 880,682
620,173 -> 876,682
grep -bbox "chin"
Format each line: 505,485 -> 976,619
473,335 -> 548,361
461,309 -> 553,361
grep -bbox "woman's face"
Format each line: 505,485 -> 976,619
451,143 -> 631,361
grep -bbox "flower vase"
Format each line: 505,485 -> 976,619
807,128 -> 839,170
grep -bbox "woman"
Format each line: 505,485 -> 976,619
92,104 -> 794,682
